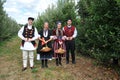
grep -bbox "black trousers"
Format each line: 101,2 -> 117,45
65,39 -> 75,62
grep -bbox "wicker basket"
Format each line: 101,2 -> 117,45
55,48 -> 66,54
40,45 -> 51,52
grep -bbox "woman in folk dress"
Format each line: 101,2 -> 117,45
37,22 -> 53,68
53,21 -> 66,66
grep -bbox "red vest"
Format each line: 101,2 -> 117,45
64,26 -> 75,37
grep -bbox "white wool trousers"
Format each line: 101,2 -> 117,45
22,50 -> 34,68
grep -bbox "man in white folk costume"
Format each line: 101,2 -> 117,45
18,17 -> 38,71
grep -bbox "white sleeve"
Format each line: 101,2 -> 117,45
31,27 -> 39,41
18,26 -> 25,40
62,27 -> 65,31
72,28 -> 77,38
38,34 -> 41,38
50,36 -> 54,39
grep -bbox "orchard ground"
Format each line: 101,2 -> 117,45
0,37 -> 119,80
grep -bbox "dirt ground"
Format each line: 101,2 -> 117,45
0,37 -> 119,80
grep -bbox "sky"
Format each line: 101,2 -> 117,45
3,0 -> 78,24
3,0 -> 57,24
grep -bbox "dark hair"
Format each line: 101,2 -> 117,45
28,17 -> 34,21
56,21 -> 61,25
67,18 -> 72,21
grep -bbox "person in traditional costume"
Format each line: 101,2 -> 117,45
37,22 -> 53,68
52,21 -> 66,66
63,19 -> 77,64
18,17 -> 38,71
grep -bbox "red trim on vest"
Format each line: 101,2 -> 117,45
64,26 -> 75,37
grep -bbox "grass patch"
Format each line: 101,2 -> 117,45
0,74 -> 10,79
31,68 -> 38,73
40,69 -> 55,80
0,36 -> 20,56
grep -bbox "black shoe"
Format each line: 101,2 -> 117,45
59,60 -> 62,66
41,65 -> 44,68
56,63 -> 59,66
66,61 -> 69,64
22,67 -> 27,71
56,59 -> 59,66
72,61 -> 76,64
59,57 -> 62,66
56,61 -> 59,66
45,60 -> 48,68
59,62 -> 62,66
45,65 -> 48,68
41,60 -> 44,68
30,67 -> 34,69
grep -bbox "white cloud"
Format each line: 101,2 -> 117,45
4,0 -> 78,24
17,0 -> 34,4
3,0 -> 57,24
35,0 -> 57,13
4,7 -> 20,13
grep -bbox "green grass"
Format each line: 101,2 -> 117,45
0,36 -> 20,56
0,74 -> 10,79
31,67 -> 39,73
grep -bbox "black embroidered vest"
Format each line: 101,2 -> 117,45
21,24 -> 36,47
